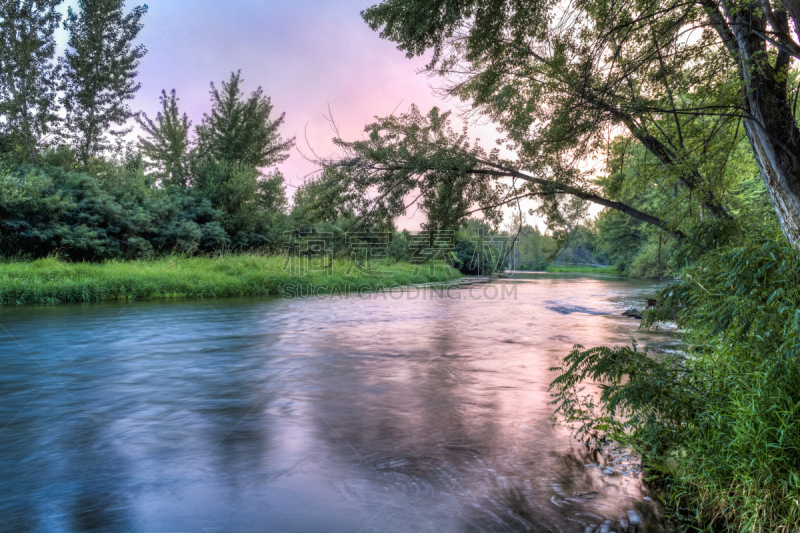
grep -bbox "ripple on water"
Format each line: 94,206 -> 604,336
0,275 -> 673,532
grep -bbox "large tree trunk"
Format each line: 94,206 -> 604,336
710,1 -> 800,243
733,9 -> 800,243
742,113 -> 800,243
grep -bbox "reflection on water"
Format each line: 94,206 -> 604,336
0,273 -> 676,532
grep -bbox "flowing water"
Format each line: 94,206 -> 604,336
0,273 -> 678,533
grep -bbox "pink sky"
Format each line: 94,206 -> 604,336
124,0 -> 519,229
57,0 -> 590,231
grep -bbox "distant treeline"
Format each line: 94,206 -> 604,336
0,1 -> 548,274
0,0 -> 299,260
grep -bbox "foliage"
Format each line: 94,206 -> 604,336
508,225 -> 554,271
133,71 -> 296,250
0,161 -> 232,260
386,229 -> 414,263
550,226 -> 800,531
0,253 -> 461,305
550,223 -> 608,268
191,159 -> 287,248
452,218 -> 507,275
560,127 -> 769,278
60,0 -> 147,165
0,64 -> 300,262
135,89 -> 192,187
361,0 -> 800,243
290,167 -> 364,226
195,71 -> 294,168
329,106 -> 508,229
595,210 -> 648,273
0,0 -> 62,165
362,0 -> 741,229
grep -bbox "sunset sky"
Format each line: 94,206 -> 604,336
55,0 -> 574,230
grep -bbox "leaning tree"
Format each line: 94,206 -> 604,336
355,0 -> 800,243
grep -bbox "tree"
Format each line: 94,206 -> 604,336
361,0 -> 800,244
136,89 -> 192,188
195,71 -> 294,168
0,0 -> 61,164
703,0 -> 800,243
290,167 -> 365,225
60,0 -> 147,166
330,105 -> 687,240
190,71 -> 293,243
508,225 -> 555,271
191,159 -> 288,247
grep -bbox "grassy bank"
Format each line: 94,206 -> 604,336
0,255 -> 462,305
550,236 -> 800,532
545,265 -> 620,274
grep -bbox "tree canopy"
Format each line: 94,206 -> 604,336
195,71 -> 294,169
0,0 -> 62,164
0,4 -> 295,259
60,0 -> 147,165
136,89 -> 192,188
357,0 -> 800,243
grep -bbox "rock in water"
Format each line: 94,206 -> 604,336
621,308 -> 643,319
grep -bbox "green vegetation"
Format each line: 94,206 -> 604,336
0,255 -> 461,305
506,221 -> 555,271
551,223 -> 800,532
348,0 -> 800,530
5,0 -> 800,529
0,0 -> 302,262
60,0 -> 147,165
0,67 -> 296,260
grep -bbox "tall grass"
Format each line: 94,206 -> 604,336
550,234 -> 800,532
0,254 -> 462,304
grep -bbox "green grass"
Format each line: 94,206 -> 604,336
545,265 -> 620,274
0,254 -> 462,305
550,235 -> 800,532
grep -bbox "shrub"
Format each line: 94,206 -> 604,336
550,228 -> 800,532
0,163 -> 277,259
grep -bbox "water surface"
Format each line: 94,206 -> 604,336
0,273 -> 676,532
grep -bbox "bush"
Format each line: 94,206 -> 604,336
626,238 -> 673,279
550,227 -> 800,532
0,163 -> 284,259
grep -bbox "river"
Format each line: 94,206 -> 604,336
0,273 -> 677,533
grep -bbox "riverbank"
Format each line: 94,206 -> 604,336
545,265 -> 620,274
0,255 -> 462,305
0,266 -> 666,532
